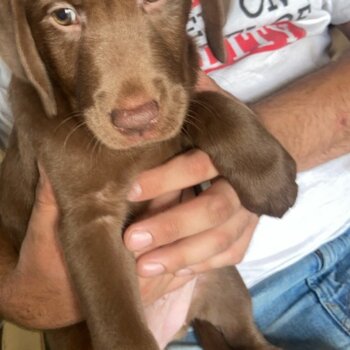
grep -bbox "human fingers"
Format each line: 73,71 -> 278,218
20,164 -> 60,263
124,178 -> 240,255
196,70 -> 223,93
128,149 -> 218,201
19,163 -> 67,280
135,205 -> 257,277
34,163 -> 57,209
25,163 -> 60,244
186,216 -> 258,274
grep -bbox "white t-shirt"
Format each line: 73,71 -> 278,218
0,0 -> 349,288
189,0 -> 350,287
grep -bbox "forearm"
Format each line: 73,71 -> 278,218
253,49 -> 350,171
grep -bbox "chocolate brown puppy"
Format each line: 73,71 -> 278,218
0,1 -> 296,349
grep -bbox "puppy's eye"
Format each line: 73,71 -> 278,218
52,8 -> 79,26
138,0 -> 164,10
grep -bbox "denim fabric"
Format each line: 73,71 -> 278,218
167,226 -> 350,350
252,226 -> 350,350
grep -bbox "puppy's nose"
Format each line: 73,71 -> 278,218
111,100 -> 159,134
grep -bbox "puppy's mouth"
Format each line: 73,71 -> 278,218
110,99 -> 160,142
114,116 -> 182,149
85,107 -> 185,151
114,121 -> 160,144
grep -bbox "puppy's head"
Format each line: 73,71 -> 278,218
0,0 -> 228,150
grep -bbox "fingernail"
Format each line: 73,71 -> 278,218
128,182 -> 142,201
175,268 -> 194,277
128,231 -> 153,251
142,263 -> 166,277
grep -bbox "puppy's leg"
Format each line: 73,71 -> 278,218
56,202 -> 159,350
189,268 -> 280,350
45,323 -> 93,350
192,319 -> 231,350
186,91 -> 297,218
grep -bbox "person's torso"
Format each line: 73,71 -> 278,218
189,0 -> 350,287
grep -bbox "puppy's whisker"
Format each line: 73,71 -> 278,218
54,111 -> 83,134
180,125 -> 194,146
62,121 -> 86,152
86,134 -> 96,153
97,140 -> 103,159
191,99 -> 230,127
192,99 -> 234,128
191,99 -> 217,116
186,109 -> 200,123
184,112 -> 203,134
86,134 -> 100,166
89,137 -> 101,167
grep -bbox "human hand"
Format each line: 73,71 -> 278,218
0,165 -> 81,330
124,149 -> 259,306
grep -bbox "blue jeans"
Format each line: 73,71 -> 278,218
167,226 -> 350,350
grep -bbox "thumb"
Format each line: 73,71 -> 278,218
27,164 -> 59,236
35,163 -> 57,209
19,164 -> 61,270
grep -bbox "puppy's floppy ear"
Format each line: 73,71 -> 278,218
201,0 -> 231,63
0,0 -> 57,117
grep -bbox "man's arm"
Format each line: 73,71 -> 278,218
197,23 -> 350,172
255,46 -> 350,171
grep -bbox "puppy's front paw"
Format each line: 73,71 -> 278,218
186,91 -> 298,218
221,146 -> 298,218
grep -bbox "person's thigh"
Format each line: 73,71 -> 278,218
167,227 -> 350,350
166,327 -> 201,350
252,227 -> 350,350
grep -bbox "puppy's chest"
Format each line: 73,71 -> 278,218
46,134 -> 183,210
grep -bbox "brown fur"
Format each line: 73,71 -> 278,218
0,1 -> 296,349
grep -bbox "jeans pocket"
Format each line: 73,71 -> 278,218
307,251 -> 350,337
